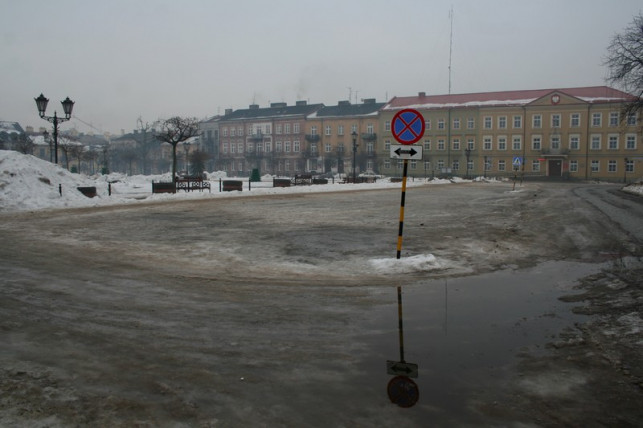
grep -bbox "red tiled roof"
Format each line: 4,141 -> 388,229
383,86 -> 636,110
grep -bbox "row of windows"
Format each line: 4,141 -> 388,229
381,134 -> 639,152
382,111 -> 639,132
382,159 -> 637,173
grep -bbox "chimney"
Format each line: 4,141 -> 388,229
363,98 -> 376,104
296,100 -> 307,106
270,102 -> 287,108
249,104 -> 259,109
418,92 -> 426,97
338,100 -> 351,106
225,108 -> 233,116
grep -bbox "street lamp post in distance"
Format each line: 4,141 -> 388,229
34,93 -> 75,165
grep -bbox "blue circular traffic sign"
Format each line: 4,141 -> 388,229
392,109 -> 425,145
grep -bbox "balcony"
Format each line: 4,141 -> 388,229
305,134 -> 320,142
361,132 -> 377,141
248,133 -> 263,142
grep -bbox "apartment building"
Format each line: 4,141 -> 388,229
217,101 -> 323,176
380,86 -> 641,181
305,98 -> 385,175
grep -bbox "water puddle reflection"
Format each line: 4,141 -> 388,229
366,260 -> 604,420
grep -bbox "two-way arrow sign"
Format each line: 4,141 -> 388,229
390,144 -> 423,160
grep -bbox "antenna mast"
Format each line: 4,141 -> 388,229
448,6 -> 454,94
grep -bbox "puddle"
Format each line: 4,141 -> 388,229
361,260 -> 604,421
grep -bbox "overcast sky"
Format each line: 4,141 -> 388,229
1,0 -> 641,135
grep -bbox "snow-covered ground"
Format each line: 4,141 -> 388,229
1,150 -> 641,213
0,150 -> 453,213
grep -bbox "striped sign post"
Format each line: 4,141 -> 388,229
391,109 -> 425,259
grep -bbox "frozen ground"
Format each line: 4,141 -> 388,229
0,150 -> 642,426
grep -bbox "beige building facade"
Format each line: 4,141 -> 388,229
380,86 -> 642,182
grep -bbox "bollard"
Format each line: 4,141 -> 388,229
59,184 -> 62,196
108,182 -> 112,196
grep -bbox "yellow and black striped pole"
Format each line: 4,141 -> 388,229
396,159 -> 409,259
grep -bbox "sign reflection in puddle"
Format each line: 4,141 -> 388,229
378,260 -> 602,415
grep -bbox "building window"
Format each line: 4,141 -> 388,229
325,143 -> 331,153
276,124 -> 282,134
608,160 -> 617,172
498,116 -> 507,129
498,136 -> 507,151
410,160 -> 417,170
532,114 -> 542,128
532,136 -> 542,151
453,118 -> 460,129
284,123 -> 291,134
467,138 -> 475,150
351,124 -> 357,133
498,160 -> 506,171
425,119 -> 431,130
483,136 -> 492,150
337,143 -> 344,152
452,139 -> 460,150
424,140 -> 431,151
266,142 -> 272,152
285,160 -> 290,172
246,142 -> 253,152
626,113 -> 637,126
325,125 -> 331,136
438,119 -> 445,130
609,112 -> 619,127
310,126 -> 317,135
592,113 -> 601,127
385,121 -> 391,131
551,114 -> 561,128
222,127 -> 228,137
385,139 -> 391,151
608,135 -> 618,150
293,141 -> 300,152
551,136 -> 560,150
626,134 -> 637,149
626,159 -> 634,172
384,160 -> 391,169
222,142 -> 229,154
452,160 -> 459,171
591,135 -> 601,150
467,117 -> 475,129
367,123 -> 374,134
238,142 -> 244,153
438,139 -> 445,150
337,124 -> 344,136
532,160 -> 541,172
570,113 -> 580,128
570,160 -> 578,172
276,141 -> 282,152
292,123 -> 299,133
424,161 -> 431,172
513,116 -> 522,129
591,160 -> 600,172
437,160 -> 445,170
484,116 -> 492,129
569,135 -> 580,150
367,142 -> 374,154
285,141 -> 291,153
512,136 -> 521,151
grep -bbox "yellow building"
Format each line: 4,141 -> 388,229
380,86 -> 642,182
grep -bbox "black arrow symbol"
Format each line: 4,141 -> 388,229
394,147 -> 418,157
392,363 -> 412,373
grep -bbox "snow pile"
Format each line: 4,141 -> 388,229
369,254 -> 449,274
623,182 -> 643,196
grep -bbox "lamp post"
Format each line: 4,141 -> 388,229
351,130 -> 358,183
183,141 -> 191,176
464,146 -> 471,179
34,94 -> 74,165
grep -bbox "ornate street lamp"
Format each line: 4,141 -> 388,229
464,146 -> 472,179
34,94 -> 74,164
351,130 -> 358,183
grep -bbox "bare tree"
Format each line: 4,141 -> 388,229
156,117 -> 200,185
604,13 -> 643,118
15,133 -> 35,155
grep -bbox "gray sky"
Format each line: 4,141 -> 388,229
2,0 -> 641,135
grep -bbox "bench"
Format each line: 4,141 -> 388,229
176,177 -> 211,193
292,174 -> 313,185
